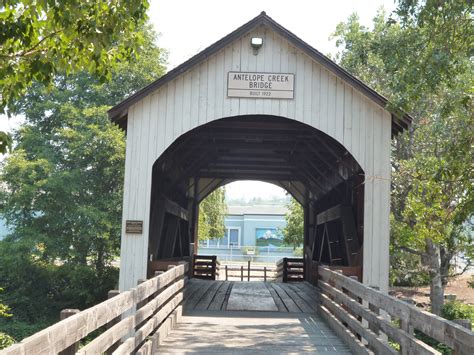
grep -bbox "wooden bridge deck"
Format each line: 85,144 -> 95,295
157,279 -> 352,354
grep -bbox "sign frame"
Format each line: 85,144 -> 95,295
227,71 -> 295,99
125,220 -> 143,234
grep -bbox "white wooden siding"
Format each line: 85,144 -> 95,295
118,26 -> 392,292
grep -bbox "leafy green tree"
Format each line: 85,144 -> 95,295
0,0 -> 150,153
0,0 -> 149,111
283,197 -> 304,248
332,0 -> 473,315
0,25 -> 166,339
198,187 -> 227,240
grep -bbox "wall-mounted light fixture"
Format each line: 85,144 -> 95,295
251,37 -> 263,54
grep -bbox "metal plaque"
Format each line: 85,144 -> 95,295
227,72 -> 294,99
126,220 -> 143,234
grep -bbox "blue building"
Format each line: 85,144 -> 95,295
199,205 -> 298,263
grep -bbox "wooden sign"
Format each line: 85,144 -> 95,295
227,72 -> 294,99
126,220 -> 143,234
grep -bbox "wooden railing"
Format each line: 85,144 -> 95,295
192,255 -> 219,280
276,257 -> 304,282
317,266 -> 474,355
223,261 -> 277,281
1,262 -> 188,355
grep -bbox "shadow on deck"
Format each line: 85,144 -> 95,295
156,279 -> 352,354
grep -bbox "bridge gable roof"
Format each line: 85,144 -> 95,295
108,12 -> 412,135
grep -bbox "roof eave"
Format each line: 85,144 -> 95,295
108,12 -> 412,135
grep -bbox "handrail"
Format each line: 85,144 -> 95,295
318,266 -> 474,355
1,262 -> 189,355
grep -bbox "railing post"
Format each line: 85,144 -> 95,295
105,290 -> 121,355
264,266 -> 267,282
283,257 -> 288,283
225,265 -> 228,281
135,278 -> 148,333
247,260 -> 250,281
58,309 -> 80,355
241,265 -> 243,281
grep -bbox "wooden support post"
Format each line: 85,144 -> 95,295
225,265 -> 228,281
247,260 -> 250,281
241,265 -> 243,281
58,309 -> 80,355
264,266 -> 267,282
136,279 -> 148,308
283,257 -> 288,283
105,290 -> 121,355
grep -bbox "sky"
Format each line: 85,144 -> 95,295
0,0 -> 397,200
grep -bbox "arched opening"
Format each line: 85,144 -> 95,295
147,115 -> 364,280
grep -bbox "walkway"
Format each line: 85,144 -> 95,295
158,280 -> 352,354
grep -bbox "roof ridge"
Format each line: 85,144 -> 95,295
108,12 -> 412,135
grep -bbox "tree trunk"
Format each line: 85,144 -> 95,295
424,238 -> 444,315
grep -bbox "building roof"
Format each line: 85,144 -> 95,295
108,11 -> 412,135
228,205 -> 289,216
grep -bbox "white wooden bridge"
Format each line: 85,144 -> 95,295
2,261 -> 473,355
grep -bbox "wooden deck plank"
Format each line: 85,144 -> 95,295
285,282 -> 319,313
264,283 -> 288,312
279,283 -> 315,313
207,281 -> 232,311
270,283 -> 302,313
194,281 -> 224,310
184,280 -> 214,310
227,282 -> 278,312
157,310 -> 352,354
221,281 -> 234,310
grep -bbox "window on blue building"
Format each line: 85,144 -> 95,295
202,228 -> 240,248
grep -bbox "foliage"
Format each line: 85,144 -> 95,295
0,332 -> 15,350
442,301 -> 474,324
292,247 -> 304,257
414,300 -> 474,354
0,0 -> 149,112
283,197 -> 304,248
198,187 -> 228,240
0,0 -> 150,154
332,0 -> 473,314
0,25 -> 166,340
0,288 -> 15,349
0,239 -> 118,340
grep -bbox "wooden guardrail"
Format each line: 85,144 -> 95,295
1,263 -> 189,355
192,255 -> 219,280
223,261 -> 277,281
276,257 -> 304,282
317,266 -> 474,355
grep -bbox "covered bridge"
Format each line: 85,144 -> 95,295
5,13 -> 474,355
108,12 -> 411,293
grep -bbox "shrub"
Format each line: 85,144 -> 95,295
442,301 -> 474,324
0,332 -> 15,350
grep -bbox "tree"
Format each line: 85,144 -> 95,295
0,25 -> 166,338
0,0 -> 150,152
283,197 -> 304,248
198,187 -> 227,240
332,0 -> 473,315
0,288 -> 15,349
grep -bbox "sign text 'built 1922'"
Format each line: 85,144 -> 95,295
227,72 -> 294,99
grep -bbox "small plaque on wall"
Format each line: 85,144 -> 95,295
126,220 -> 143,234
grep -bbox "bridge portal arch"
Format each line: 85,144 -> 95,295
109,12 -> 411,293
147,114 -> 365,279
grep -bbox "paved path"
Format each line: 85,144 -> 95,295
156,280 -> 352,354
